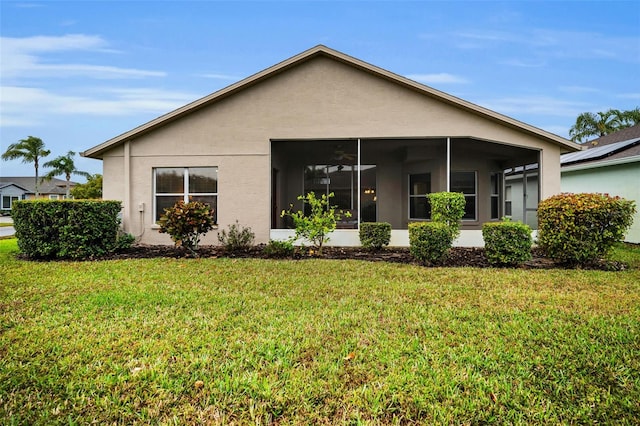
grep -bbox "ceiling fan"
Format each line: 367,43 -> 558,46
332,145 -> 356,162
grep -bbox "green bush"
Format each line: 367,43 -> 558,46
409,222 -> 454,265
482,220 -> 532,266
158,200 -> 215,253
281,192 -> 350,255
11,199 -> 127,259
263,239 -> 295,258
537,193 -> 636,265
359,222 -> 391,250
218,220 -> 255,251
427,192 -> 466,239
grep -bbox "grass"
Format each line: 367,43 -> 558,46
1,238 -> 639,424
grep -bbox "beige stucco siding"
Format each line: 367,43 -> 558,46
98,55 -> 565,244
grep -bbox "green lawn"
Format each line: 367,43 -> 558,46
1,238 -> 639,424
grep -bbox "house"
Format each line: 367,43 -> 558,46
0,177 -> 76,212
82,45 -> 581,246
560,124 -> 640,243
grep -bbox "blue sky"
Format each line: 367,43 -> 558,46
1,0 -> 639,179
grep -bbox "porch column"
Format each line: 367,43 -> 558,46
123,140 -> 131,233
446,137 -> 451,191
357,138 -> 361,229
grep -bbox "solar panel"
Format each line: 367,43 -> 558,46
561,137 -> 640,165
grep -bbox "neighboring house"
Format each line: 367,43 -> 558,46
82,45 -> 581,246
0,177 -> 76,212
0,182 -> 29,212
560,124 -> 640,243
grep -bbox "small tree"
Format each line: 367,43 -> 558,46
43,151 -> 91,198
158,200 -> 215,253
70,174 -> 103,199
281,192 -> 350,255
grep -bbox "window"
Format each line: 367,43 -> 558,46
490,173 -> 502,220
451,171 -> 476,221
154,167 -> 218,222
505,185 -> 512,217
2,196 -> 19,210
409,173 -> 431,219
49,194 -> 59,200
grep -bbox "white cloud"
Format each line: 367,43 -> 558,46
0,34 -> 165,80
618,93 -> 640,100
558,86 -> 602,94
449,29 -> 640,63
479,95 -> 591,118
405,73 -> 469,84
198,73 -> 240,81
0,85 -> 198,127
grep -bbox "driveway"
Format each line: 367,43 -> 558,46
0,217 -> 15,237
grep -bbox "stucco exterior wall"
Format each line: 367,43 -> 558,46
562,161 -> 640,243
97,55 -> 566,245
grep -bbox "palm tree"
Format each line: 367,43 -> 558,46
569,108 -> 640,143
43,151 -> 91,199
1,136 -> 51,197
618,107 -> 640,128
569,109 -> 622,143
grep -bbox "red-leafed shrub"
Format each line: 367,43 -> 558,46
537,193 -> 635,265
158,200 -> 215,253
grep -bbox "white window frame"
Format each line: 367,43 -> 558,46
49,194 -> 59,200
153,167 -> 218,223
490,172 -> 502,220
2,195 -> 19,210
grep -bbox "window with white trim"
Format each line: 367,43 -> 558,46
409,173 -> 431,220
490,172 -> 502,220
451,171 -> 476,221
2,195 -> 19,210
154,167 -> 218,222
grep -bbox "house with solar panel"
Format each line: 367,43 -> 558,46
561,124 -> 640,243
505,124 -> 639,243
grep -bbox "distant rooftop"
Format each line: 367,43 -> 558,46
0,177 -> 76,194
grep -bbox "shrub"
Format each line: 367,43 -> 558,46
359,222 -> 391,250
482,219 -> 532,266
218,220 -> 255,251
427,192 -> 466,239
281,192 -> 350,255
408,222 -> 454,265
158,200 -> 215,253
537,193 -> 636,265
263,239 -> 295,258
11,199 -> 125,259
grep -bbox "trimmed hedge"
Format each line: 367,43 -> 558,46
359,222 -> 391,250
427,192 -> 466,239
537,193 -> 636,265
482,220 -> 532,266
409,222 -> 453,265
11,199 -> 131,259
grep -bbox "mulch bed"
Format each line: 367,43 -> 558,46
102,244 -> 628,271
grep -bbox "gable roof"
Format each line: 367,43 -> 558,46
0,177 -> 76,194
82,45 -> 582,159
0,182 -> 30,192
